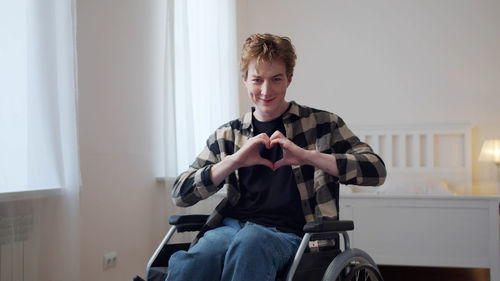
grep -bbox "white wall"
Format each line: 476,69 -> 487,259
77,0 -> 170,280
237,0 -> 500,186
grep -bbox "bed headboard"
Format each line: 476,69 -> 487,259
349,124 -> 473,194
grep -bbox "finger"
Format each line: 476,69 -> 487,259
252,133 -> 268,142
272,158 -> 288,170
270,137 -> 288,149
258,158 -> 274,170
258,132 -> 270,139
251,135 -> 270,148
269,130 -> 285,140
255,133 -> 272,148
270,136 -> 285,145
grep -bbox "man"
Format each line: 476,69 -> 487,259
166,33 -> 386,281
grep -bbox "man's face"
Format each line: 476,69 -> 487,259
244,59 -> 292,122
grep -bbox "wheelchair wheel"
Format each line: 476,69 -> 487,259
321,248 -> 383,281
342,264 -> 383,281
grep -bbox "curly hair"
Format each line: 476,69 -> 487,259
240,33 -> 297,79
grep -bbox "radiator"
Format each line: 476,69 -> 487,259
0,203 -> 34,281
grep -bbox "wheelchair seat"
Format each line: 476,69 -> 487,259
134,215 -> 384,281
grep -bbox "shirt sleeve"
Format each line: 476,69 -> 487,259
171,133 -> 223,207
331,117 -> 387,186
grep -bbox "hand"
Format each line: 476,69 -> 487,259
211,130 -> 338,186
232,133 -> 275,170
269,131 -> 310,170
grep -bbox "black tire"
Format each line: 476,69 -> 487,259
321,248 -> 383,281
343,264 -> 384,281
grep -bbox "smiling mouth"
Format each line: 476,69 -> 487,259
259,97 -> 275,103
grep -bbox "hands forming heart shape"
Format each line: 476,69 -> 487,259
259,142 -> 283,163
234,131 -> 308,171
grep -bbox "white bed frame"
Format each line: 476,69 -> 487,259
342,124 -> 500,281
353,123 -> 473,194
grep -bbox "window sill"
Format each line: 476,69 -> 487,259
0,187 -> 61,202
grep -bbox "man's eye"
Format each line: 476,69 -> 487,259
252,79 -> 262,83
273,77 -> 282,82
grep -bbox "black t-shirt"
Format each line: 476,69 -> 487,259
230,110 -> 306,236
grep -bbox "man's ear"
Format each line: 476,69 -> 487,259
287,76 -> 293,86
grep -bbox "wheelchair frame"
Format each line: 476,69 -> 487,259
135,215 -> 384,281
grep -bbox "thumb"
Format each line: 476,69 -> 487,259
260,158 -> 274,170
272,158 -> 287,171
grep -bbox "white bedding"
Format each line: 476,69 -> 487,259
342,173 -> 455,195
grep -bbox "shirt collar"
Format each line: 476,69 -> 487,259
242,101 -> 300,134
283,100 -> 300,119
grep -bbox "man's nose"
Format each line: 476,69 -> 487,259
261,81 -> 271,96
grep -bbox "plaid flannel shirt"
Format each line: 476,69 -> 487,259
172,101 -> 386,248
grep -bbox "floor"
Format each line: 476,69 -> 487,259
379,266 -> 490,281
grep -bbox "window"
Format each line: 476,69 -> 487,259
0,0 -> 79,194
164,0 -> 239,176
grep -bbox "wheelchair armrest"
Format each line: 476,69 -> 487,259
168,215 -> 209,233
169,214 -> 209,225
303,220 -> 354,233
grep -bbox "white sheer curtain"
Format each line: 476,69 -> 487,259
165,0 -> 239,177
0,0 -> 80,280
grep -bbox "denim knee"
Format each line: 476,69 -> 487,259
221,222 -> 302,281
229,224 -> 278,259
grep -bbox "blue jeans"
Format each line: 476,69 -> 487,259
165,217 -> 302,281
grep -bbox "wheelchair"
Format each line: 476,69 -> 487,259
134,214 -> 384,281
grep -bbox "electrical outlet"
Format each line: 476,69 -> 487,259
103,251 -> 117,270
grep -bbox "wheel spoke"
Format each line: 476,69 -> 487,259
322,250 -> 384,281
341,264 -> 383,281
